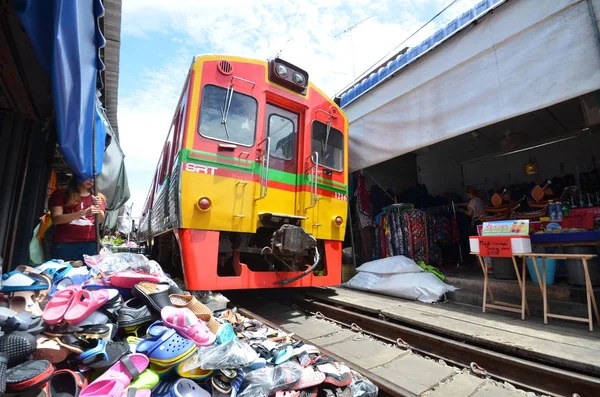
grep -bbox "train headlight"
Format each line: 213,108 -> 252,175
293,73 -> 305,85
275,64 -> 288,77
334,216 -> 344,226
196,197 -> 212,211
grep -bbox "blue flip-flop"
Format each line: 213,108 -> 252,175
1,271 -> 49,292
76,338 -> 108,363
36,260 -> 72,281
49,274 -> 91,298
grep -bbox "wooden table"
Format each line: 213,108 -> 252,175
471,253 -> 530,320
518,253 -> 599,332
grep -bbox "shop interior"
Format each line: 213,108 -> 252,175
347,90 -> 600,285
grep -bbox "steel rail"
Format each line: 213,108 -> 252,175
237,307 -> 418,397
295,299 -> 600,397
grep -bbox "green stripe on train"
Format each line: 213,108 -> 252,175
179,149 -> 347,194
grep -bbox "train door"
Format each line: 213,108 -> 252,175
255,104 -> 299,219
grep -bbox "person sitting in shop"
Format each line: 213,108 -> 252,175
49,175 -> 106,261
458,186 -> 487,232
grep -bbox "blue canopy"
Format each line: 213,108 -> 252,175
14,0 -> 107,180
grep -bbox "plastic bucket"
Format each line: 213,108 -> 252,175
526,257 -> 557,285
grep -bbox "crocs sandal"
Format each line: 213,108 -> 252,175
64,289 -> 110,325
118,298 -> 157,328
152,378 -> 210,397
8,290 -> 43,316
110,271 -> 160,289
136,323 -> 197,367
43,285 -> 81,325
176,358 -> 213,380
132,282 -> 172,313
148,363 -> 178,380
48,369 -> 88,396
0,307 -> 44,333
290,367 -> 325,390
79,353 -> 149,397
0,331 -> 37,366
32,336 -> 70,364
6,360 -> 54,392
1,271 -> 49,293
125,368 -> 159,391
161,307 -> 216,347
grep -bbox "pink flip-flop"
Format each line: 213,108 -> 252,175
161,306 -> 216,347
42,285 -> 81,325
110,271 -> 161,289
63,289 -> 109,325
80,353 -> 149,397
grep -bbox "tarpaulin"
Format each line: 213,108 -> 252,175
97,106 -> 131,212
14,0 -> 107,180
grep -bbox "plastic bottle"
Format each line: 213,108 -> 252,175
556,202 -> 563,222
549,201 -> 557,222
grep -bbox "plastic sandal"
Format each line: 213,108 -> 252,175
216,322 -> 236,345
49,274 -> 91,298
0,307 -> 44,333
125,368 -> 159,391
0,331 -> 38,366
161,307 -> 216,347
15,265 -> 53,301
136,322 -> 196,367
48,368 -> 88,396
36,260 -> 73,281
133,282 -> 172,312
64,289 -> 110,325
8,290 -> 43,316
75,324 -> 111,339
43,285 -> 81,325
80,353 -> 149,397
1,271 -> 49,292
32,336 -> 70,364
6,359 -> 54,392
78,341 -> 130,370
110,271 -> 160,288
176,357 -> 213,380
152,378 -> 210,397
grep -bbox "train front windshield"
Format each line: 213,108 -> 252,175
198,84 -> 257,146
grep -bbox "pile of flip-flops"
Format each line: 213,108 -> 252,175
0,253 -> 377,397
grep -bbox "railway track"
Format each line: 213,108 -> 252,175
229,290 -> 600,397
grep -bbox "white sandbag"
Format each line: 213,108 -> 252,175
344,272 -> 457,303
356,255 -> 423,275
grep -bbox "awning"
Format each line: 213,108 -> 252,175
342,0 -> 600,172
97,106 -> 130,212
15,0 -> 107,180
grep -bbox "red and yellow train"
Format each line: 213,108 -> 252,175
139,55 -> 348,290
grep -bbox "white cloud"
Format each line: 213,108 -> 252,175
118,0 -> 481,215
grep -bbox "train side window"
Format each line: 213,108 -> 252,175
311,121 -> 344,172
268,114 -> 295,160
198,84 -> 257,146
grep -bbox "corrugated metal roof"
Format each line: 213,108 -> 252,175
100,0 -> 121,138
338,0 -> 506,108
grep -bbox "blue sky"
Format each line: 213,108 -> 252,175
117,0 -> 480,215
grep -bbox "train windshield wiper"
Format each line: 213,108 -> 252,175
220,84 -> 234,138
